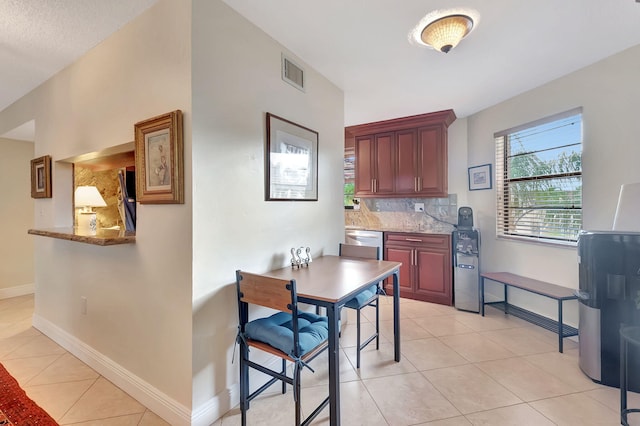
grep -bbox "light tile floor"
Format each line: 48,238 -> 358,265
0,294 -> 169,425
1,294 -> 639,425
219,296 -> 640,426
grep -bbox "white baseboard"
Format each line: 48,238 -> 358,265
191,384 -> 238,426
191,356 -> 292,425
32,314 -> 192,426
0,283 -> 34,299
30,315 -> 283,426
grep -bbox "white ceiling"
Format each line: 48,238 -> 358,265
0,0 -> 158,141
2,0 -> 640,140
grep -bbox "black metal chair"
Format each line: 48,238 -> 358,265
235,270 -> 330,426
339,243 -> 382,368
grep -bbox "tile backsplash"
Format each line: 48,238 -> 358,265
345,195 -> 457,233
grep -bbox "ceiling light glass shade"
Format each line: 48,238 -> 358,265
421,15 -> 473,53
409,8 -> 479,53
74,186 -> 107,212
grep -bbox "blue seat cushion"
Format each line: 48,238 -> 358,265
345,284 -> 378,309
245,311 -> 328,356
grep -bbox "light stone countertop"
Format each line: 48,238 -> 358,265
28,227 -> 135,246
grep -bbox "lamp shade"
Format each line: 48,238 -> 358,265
612,183 -> 640,232
74,186 -> 107,209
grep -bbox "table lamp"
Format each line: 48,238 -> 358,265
75,186 -> 107,235
613,182 -> 640,232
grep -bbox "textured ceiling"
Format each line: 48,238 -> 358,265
0,0 -> 158,140
2,0 -> 640,141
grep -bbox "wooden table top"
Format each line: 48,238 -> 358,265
260,255 -> 401,303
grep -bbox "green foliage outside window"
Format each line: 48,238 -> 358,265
344,182 -> 354,207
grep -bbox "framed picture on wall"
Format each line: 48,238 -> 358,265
134,110 -> 184,204
468,163 -> 492,191
265,113 -> 318,201
31,155 -> 52,198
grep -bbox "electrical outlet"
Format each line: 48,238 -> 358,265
415,203 -> 425,212
81,296 -> 87,315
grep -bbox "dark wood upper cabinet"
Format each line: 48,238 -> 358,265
346,109 -> 456,198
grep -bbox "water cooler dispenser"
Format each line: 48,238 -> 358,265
578,230 -> 640,391
453,207 -> 480,312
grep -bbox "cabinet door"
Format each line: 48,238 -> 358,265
384,246 -> 413,294
416,126 -> 447,196
415,248 -> 452,305
374,133 -> 395,194
355,135 -> 375,195
395,129 -> 418,194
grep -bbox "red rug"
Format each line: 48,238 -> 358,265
0,362 -> 57,425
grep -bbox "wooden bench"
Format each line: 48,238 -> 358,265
480,272 -> 578,353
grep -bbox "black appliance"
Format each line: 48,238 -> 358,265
452,207 -> 480,312
578,230 -> 640,392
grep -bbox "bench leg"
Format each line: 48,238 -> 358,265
558,300 -> 563,353
480,277 -> 485,316
503,284 -> 508,316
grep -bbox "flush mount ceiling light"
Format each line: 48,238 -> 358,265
410,8 -> 479,53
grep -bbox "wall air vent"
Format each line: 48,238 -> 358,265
282,54 -> 305,92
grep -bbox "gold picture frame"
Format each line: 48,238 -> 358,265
30,155 -> 52,198
134,110 -> 184,204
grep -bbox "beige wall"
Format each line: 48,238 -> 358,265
0,138 -> 34,294
466,44 -> 640,324
190,0 -> 344,421
0,0 -> 345,423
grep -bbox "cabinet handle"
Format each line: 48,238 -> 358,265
414,177 -> 417,192
371,179 -> 374,193
374,179 -> 377,192
406,238 -> 423,242
417,177 -> 422,191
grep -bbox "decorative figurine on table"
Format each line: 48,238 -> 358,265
291,246 -> 312,268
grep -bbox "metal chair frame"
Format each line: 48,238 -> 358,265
339,243 -> 382,368
235,270 -> 329,426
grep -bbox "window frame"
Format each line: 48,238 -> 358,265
494,107 -> 583,246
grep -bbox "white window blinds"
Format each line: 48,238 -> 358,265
495,108 -> 583,243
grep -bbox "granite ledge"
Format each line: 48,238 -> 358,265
346,226 -> 451,235
28,228 -> 135,246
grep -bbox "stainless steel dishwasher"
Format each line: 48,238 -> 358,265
345,229 -> 383,253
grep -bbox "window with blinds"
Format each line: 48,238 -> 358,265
495,108 -> 583,244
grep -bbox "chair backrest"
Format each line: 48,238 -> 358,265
236,271 -> 295,313
338,243 -> 380,261
236,270 -> 304,357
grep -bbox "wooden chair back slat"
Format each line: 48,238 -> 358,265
339,243 -> 380,260
237,271 -> 293,313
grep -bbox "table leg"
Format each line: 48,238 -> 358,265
393,270 -> 401,362
558,300 -> 564,353
327,303 -> 341,425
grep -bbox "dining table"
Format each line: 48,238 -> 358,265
258,254 -> 402,425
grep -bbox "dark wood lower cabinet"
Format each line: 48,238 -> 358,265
384,232 -> 452,305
